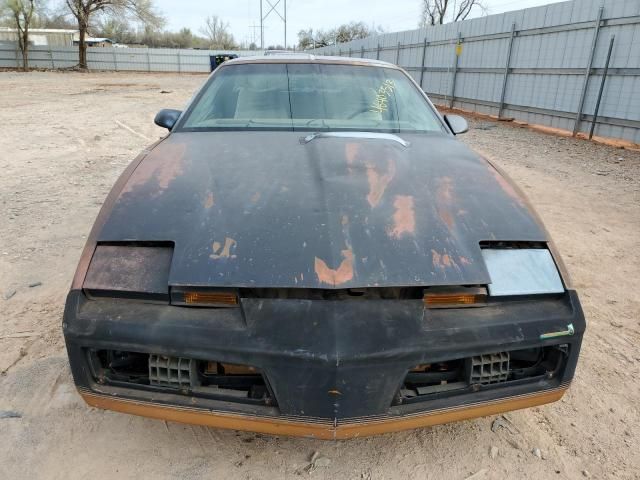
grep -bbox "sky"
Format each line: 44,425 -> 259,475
154,0 -> 567,48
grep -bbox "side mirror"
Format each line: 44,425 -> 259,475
444,114 -> 469,135
154,109 -> 182,130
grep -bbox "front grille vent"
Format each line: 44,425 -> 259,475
468,352 -> 510,385
149,355 -> 197,388
88,349 -> 274,406
395,346 -> 567,406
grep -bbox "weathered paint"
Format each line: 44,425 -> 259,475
436,176 -> 456,229
210,237 -> 237,260
204,192 -> 215,209
389,195 -> 415,238
70,139 -> 165,290
97,131 -> 546,289
120,143 -> 187,197
345,142 -> 360,170
314,249 -> 355,286
366,158 -> 396,207
431,249 -> 458,270
83,245 -> 173,295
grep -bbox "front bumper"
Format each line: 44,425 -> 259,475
63,290 -> 584,439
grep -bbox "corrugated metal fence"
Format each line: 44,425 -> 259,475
314,0 -> 640,144
0,45 -> 260,73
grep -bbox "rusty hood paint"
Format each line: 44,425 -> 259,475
97,131 -> 546,288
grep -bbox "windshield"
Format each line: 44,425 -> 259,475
179,63 -> 446,133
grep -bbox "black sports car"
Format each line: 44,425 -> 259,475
63,55 -> 584,439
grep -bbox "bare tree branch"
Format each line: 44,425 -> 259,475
64,0 -> 164,69
200,15 -> 236,49
419,0 -> 485,27
298,22 -> 383,50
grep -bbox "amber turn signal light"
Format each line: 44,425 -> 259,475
182,291 -> 239,307
424,287 -> 487,308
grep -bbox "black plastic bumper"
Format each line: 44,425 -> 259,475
63,289 -> 584,431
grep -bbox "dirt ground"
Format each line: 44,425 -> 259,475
0,71 -> 638,480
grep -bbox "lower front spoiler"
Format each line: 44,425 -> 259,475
80,384 -> 568,440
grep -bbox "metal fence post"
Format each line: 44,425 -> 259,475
572,6 -> 604,136
376,43 -> 381,60
498,23 -> 516,118
361,46 -> 365,58
49,45 -> 55,69
348,48 -> 352,57
589,35 -> 615,140
177,50 -> 181,73
112,48 -> 118,71
449,32 -> 462,109
419,37 -> 428,90
147,48 -> 151,72
395,42 -> 401,66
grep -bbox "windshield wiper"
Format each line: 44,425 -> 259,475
303,118 -> 330,129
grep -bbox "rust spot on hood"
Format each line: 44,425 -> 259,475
251,191 -> 261,203
204,192 -> 215,209
345,143 -> 360,169
432,249 -> 458,269
366,159 -> 396,207
388,195 -> 415,239
210,237 -> 237,260
121,143 -> 187,196
436,177 -> 455,229
315,249 -> 355,286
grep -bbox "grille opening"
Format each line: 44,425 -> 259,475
238,286 -> 485,301
88,350 -> 274,406
395,345 -> 567,405
238,287 -> 426,301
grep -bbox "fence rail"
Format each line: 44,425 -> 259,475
314,0 -> 640,144
0,45 -> 261,73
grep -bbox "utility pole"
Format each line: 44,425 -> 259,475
249,22 -> 261,47
260,0 -> 288,49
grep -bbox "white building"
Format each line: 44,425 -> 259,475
0,28 -> 75,47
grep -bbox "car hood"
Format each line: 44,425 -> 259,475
98,131 -> 547,288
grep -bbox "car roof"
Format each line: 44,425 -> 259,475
224,54 -> 400,69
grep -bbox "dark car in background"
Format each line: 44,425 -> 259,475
63,55 -> 584,439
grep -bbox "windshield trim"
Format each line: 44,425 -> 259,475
173,62 -> 450,134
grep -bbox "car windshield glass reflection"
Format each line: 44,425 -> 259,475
180,63 -> 445,133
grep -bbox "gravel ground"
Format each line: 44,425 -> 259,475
0,71 -> 638,480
